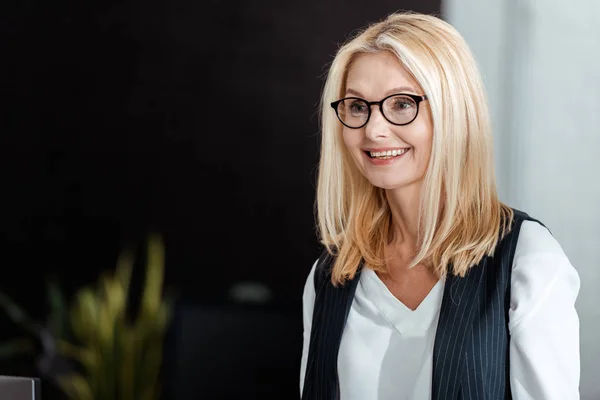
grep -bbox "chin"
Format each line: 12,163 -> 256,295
365,174 -> 422,191
367,178 -> 406,190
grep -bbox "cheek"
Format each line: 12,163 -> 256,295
419,133 -> 433,155
410,122 -> 433,158
421,118 -> 434,155
342,129 -> 362,152
341,130 -> 365,170
417,135 -> 434,174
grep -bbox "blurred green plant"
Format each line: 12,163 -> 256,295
0,234 -> 172,400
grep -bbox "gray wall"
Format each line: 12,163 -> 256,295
443,0 -> 600,398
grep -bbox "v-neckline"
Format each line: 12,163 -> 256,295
360,267 -> 445,336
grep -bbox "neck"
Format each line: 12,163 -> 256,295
385,183 -> 422,250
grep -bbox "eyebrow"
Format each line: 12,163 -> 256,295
345,86 -> 419,98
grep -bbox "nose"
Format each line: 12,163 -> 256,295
364,105 -> 391,141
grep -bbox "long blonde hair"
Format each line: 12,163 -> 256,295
316,12 -> 513,285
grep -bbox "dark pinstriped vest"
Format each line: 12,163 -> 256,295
302,209 -> 543,400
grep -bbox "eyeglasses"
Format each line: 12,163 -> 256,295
330,93 -> 428,129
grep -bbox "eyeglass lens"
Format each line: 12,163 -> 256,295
336,95 -> 418,128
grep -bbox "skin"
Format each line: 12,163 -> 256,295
342,51 -> 438,310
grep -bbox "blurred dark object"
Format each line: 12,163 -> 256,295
0,375 -> 41,399
164,302 -> 302,400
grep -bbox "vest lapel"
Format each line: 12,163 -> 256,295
432,258 -> 488,400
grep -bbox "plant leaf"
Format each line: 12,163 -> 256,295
57,373 -> 94,400
55,339 -> 95,369
0,291 -> 39,335
70,287 -> 99,345
0,338 -> 34,358
47,277 -> 68,338
116,249 -> 134,297
141,234 -> 165,320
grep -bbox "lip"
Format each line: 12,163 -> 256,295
363,148 -> 410,166
362,147 -> 410,152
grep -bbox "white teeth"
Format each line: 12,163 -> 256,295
369,149 -> 408,158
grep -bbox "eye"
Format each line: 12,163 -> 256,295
390,98 -> 415,110
349,100 -> 368,113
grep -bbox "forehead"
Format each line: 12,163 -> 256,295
345,52 -> 422,97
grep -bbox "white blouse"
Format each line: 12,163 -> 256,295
300,221 -> 581,399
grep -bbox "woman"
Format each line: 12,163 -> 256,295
300,12 -> 580,400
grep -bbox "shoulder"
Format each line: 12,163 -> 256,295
307,249 -> 334,288
509,220 -> 580,331
305,258 -> 319,290
302,258 -> 320,308
514,219 -> 567,260
302,250 -> 336,307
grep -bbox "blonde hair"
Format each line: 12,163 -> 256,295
316,12 -> 513,285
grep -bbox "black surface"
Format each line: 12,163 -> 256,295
165,302 -> 302,399
1,1 -> 441,398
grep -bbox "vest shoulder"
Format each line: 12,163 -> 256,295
313,249 -> 334,288
508,207 -> 546,231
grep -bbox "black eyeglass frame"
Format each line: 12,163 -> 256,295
330,93 -> 428,129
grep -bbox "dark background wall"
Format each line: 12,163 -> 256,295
1,0 -> 440,398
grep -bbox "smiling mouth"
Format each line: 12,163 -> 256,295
364,148 -> 410,159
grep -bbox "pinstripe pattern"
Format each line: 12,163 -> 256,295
433,210 -> 541,400
432,256 -> 487,399
302,209 -> 541,400
302,252 -> 363,400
